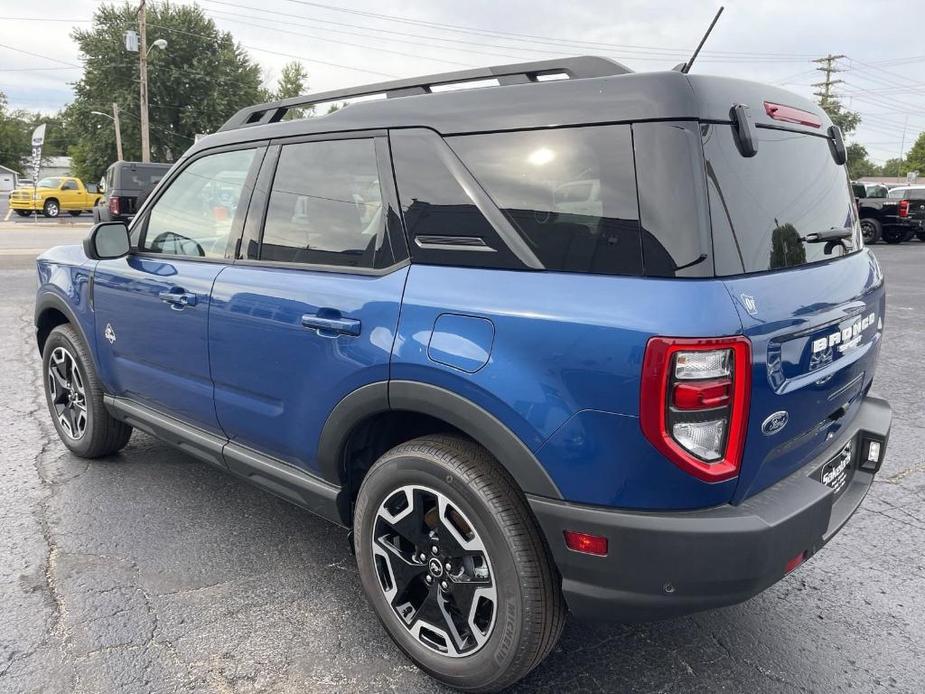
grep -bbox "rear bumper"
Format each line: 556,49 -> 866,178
529,394 -> 891,623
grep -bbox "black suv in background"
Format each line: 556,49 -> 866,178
94,161 -> 171,223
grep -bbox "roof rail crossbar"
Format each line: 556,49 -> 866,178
219,56 -> 631,132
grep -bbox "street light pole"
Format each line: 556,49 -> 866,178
90,108 -> 124,161
138,0 -> 150,163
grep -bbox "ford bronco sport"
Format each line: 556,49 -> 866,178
35,57 -> 892,692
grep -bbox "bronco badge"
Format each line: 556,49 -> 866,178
104,323 -> 116,345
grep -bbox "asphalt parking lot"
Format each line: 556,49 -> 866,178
0,196 -> 95,225
1,228 -> 923,693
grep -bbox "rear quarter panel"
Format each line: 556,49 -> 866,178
393,265 -> 744,508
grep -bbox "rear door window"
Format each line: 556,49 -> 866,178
447,125 -> 643,276
259,138 -> 391,269
702,124 -> 859,276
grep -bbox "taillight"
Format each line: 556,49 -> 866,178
109,196 -> 120,215
640,336 -> 751,482
899,200 -> 909,218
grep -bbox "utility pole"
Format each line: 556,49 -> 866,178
112,103 -> 124,161
898,113 -> 909,177
812,54 -> 846,109
138,0 -> 150,163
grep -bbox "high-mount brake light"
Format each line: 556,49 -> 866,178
763,101 -> 822,128
640,337 -> 751,482
899,200 -> 909,218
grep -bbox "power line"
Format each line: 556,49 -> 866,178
812,54 -> 845,108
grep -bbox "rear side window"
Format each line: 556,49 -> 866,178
703,124 -> 858,276
448,125 -> 643,276
390,129 -> 527,270
260,138 -> 389,269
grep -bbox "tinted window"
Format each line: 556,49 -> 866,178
390,129 -> 526,270
37,177 -> 61,188
633,122 -> 713,277
448,125 -> 643,276
143,148 -> 257,258
703,124 -> 858,276
61,180 -> 78,191
260,139 -> 388,268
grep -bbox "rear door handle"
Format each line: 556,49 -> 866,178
158,289 -> 198,309
301,312 -> 361,337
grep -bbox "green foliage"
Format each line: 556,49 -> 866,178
821,98 -> 861,136
904,131 -> 925,175
0,91 -> 31,172
846,142 -> 879,180
66,1 -> 264,181
880,158 -> 905,178
275,61 -> 309,100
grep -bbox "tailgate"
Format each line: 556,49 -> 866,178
723,250 -> 884,502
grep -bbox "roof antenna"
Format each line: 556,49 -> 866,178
679,6 -> 724,74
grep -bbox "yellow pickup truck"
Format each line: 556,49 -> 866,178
9,176 -> 103,218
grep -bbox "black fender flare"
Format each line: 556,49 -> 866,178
317,380 -> 562,500
34,290 -> 94,357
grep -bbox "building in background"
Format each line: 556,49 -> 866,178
0,164 -> 21,192
39,156 -> 73,179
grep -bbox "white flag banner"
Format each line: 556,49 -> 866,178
31,123 -> 46,183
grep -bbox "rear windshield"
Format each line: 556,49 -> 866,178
114,165 -> 168,191
703,124 -> 859,276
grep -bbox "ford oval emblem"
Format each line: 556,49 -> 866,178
761,411 -> 789,436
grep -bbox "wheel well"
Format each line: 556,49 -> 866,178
339,410 -> 466,524
36,308 -> 69,353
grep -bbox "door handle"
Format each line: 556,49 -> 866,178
158,289 -> 198,309
301,312 -> 361,337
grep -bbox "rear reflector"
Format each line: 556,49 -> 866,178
764,101 -> 822,128
785,551 -> 806,574
564,531 -> 608,557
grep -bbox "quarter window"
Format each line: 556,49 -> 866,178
260,138 -> 387,268
142,148 -> 257,258
447,125 -> 644,275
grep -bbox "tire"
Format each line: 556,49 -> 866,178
881,227 -> 905,244
860,218 -> 881,245
42,324 -> 132,458
354,435 -> 565,693
15,209 -> 30,217
42,199 -> 60,218
68,210 -> 82,217
903,228 -> 916,242
917,232 -> 925,242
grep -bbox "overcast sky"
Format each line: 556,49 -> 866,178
1,0 -> 922,164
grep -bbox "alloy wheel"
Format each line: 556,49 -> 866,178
372,485 -> 497,658
47,346 -> 88,439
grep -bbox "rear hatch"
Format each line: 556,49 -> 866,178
701,120 -> 886,503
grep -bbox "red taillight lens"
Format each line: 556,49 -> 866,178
785,551 -> 806,574
640,336 -> 751,482
109,196 -> 120,215
899,200 -> 909,218
763,101 -> 822,128
563,531 -> 608,557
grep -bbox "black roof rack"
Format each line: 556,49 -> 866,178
219,56 -> 631,132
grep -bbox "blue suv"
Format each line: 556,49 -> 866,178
35,57 -> 892,691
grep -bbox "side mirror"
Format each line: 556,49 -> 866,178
84,221 -> 130,260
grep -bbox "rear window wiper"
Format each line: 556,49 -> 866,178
801,227 -> 853,243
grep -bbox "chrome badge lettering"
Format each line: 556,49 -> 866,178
811,312 -> 877,355
761,410 -> 789,436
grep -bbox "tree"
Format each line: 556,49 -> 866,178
821,98 -> 861,137
904,131 -> 925,175
273,61 -> 312,120
846,142 -> 879,180
66,2 -> 264,181
0,91 -> 31,172
880,158 -> 905,178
